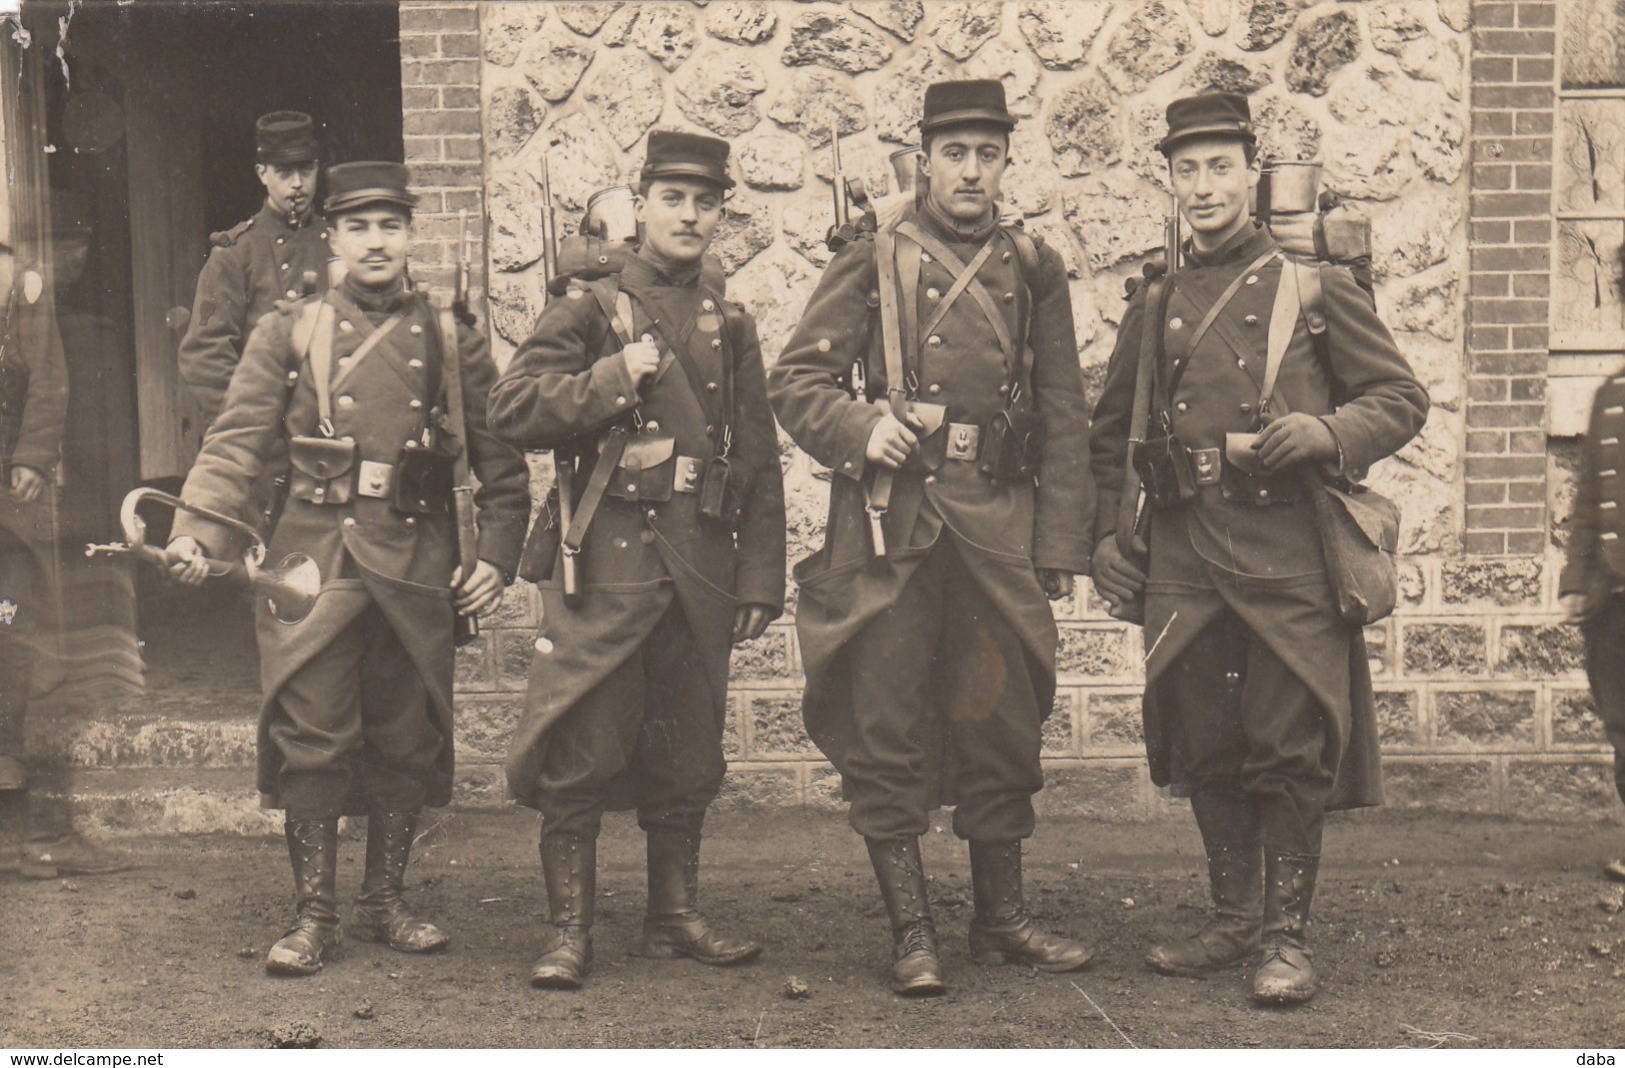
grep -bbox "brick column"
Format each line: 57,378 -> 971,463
400,0 -> 485,308
1463,0 -> 1557,555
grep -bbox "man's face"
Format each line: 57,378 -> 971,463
328,206 -> 410,289
921,124 -> 1009,224
1168,138 -> 1260,250
257,161 -> 319,218
635,177 -> 723,266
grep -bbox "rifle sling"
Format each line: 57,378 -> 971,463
435,306 -> 478,570
1117,277 -> 1170,556
563,426 -> 629,554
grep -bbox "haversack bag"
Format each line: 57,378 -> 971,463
1306,475 -> 1400,626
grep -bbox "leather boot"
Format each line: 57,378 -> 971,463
530,833 -> 595,989
1146,841 -> 1262,976
640,831 -> 762,965
967,839 -> 1094,973
866,836 -> 946,996
265,817 -> 342,976
1252,851 -> 1320,1005
350,811 -> 449,953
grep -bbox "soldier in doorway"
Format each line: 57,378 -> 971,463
490,131 -> 785,991
166,162 -> 530,975
768,80 -> 1095,996
1089,93 -> 1428,1004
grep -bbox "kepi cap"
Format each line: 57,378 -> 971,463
640,130 -> 734,191
919,79 -> 1016,136
1158,92 -> 1256,156
323,161 -> 417,215
256,111 -> 319,165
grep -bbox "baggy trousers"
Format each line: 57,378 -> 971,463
273,598 -> 442,819
535,600 -> 725,841
842,536 -> 1044,843
1166,604 -> 1335,854
1583,592 -> 1625,809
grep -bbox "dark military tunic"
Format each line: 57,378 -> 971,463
0,273 -> 69,761
1089,223 -> 1428,830
178,202 -> 332,425
1560,369 -> 1625,807
173,278 -> 529,815
489,252 -> 785,832
769,204 -> 1093,842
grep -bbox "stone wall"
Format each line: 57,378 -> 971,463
449,1 -> 1616,820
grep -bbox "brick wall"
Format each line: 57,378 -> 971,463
1463,0 -> 1557,556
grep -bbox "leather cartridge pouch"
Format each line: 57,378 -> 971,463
606,432 -> 677,502
517,486 -> 561,583
697,455 -> 732,522
1131,435 -> 1196,508
980,408 -> 1045,481
1221,431 -> 1304,504
288,435 -> 358,506
391,444 -> 456,516
879,398 -> 948,471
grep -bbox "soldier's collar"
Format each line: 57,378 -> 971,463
338,275 -> 414,315
623,248 -> 701,289
1184,219 -> 1273,268
260,200 -> 319,231
919,198 -> 1000,245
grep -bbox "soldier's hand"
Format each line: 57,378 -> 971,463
164,536 -> 210,587
8,465 -> 45,503
1267,211 -> 1318,257
1253,413 -> 1338,471
452,560 -> 505,617
732,603 -> 774,644
1091,538 -> 1147,611
621,336 -> 661,389
1037,568 -> 1073,601
1562,592 -> 1592,623
865,411 -> 919,469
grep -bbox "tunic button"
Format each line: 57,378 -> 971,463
276,237 -> 285,245
842,461 -> 854,471
286,370 -> 299,384
342,517 -> 356,529
1169,317 -> 1184,330
711,338 -> 723,350
706,424 -> 715,436
615,395 -> 628,406
998,384 -> 1010,396
337,394 -> 355,408
280,263 -> 290,271
404,517 -> 416,528
817,338 -> 832,352
1176,401 -> 1188,413
409,324 -> 423,335
1003,292 -> 1015,303
926,287 -> 941,301
614,538 -> 628,549
286,290 -> 298,300
1244,314 -> 1258,327
1001,251 -> 1012,263
707,382 -> 719,393
927,383 -> 941,395
647,509 -> 658,521
702,298 -> 715,312
646,420 -> 661,433
924,475 -> 937,485
1239,403 -> 1253,414
927,335 -> 942,347
1237,358 -> 1247,369
409,359 -> 423,370
409,398 -> 423,409
339,320 -> 355,333
921,252 -> 932,263
1246,275 -> 1259,285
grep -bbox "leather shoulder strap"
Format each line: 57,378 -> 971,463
875,225 -> 908,411
304,301 -> 337,435
1259,258 -> 1304,418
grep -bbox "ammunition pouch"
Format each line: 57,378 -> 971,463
288,435 -> 358,506
1131,435 -> 1197,509
979,408 -> 1044,482
517,486 -> 561,584
606,433 -> 677,503
1219,432 -> 1305,505
391,444 -> 456,516
697,455 -> 733,524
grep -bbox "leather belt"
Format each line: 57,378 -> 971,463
357,459 -> 394,499
945,422 -> 981,462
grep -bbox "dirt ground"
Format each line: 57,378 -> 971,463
4,806 -> 1625,1050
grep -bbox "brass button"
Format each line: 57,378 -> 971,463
924,474 -> 937,485
711,338 -> 722,350
926,287 -> 941,301
817,338 -> 831,352
1003,292 -> 1015,303
410,324 -> 423,335
927,383 -> 941,395
409,359 -> 423,370
276,237 -> 285,245
404,517 -> 416,528
1237,358 -> 1247,368
707,382 -> 719,393
998,384 -> 1010,396
921,252 -> 932,263
614,537 -> 628,549
842,461 -> 854,471
615,395 -> 628,405
286,370 -> 299,384
339,320 -> 355,333
285,289 -> 298,300
706,424 -> 715,436
280,262 -> 290,271
702,298 -> 716,312
1169,317 -> 1184,330
1176,401 -> 1188,413
927,335 -> 942,347
342,517 -> 356,528
338,395 -> 355,408
409,398 -> 423,409
1244,314 -> 1258,327
647,509 -> 658,521
646,419 -> 661,432
1239,403 -> 1253,414
1001,251 -> 1012,263
1246,275 -> 1259,285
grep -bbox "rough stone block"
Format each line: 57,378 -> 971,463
455,633 -> 496,690
1440,556 -> 1542,605
1505,760 -> 1618,821
455,698 -> 524,762
1553,689 -> 1608,748
1375,688 -> 1421,747
1497,622 -> 1584,676
1036,763 -> 1149,822
805,763 -> 847,811
714,764 -> 803,809
931,1 -> 1002,61
1238,0 -> 1302,52
1380,759 -> 1496,813
1018,1 -> 1107,70
1103,0 -> 1194,94
1086,692 -> 1144,750
496,629 -> 535,691
1435,688 -> 1536,745
453,763 -> 509,809
784,10 -> 894,71
730,626 -> 795,682
1043,691 -> 1079,757
1288,10 -> 1361,96
1402,622 -> 1488,675
1057,626 -> 1134,680
748,695 -> 815,758
486,582 -> 538,628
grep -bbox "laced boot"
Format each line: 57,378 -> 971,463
639,831 -> 761,965
350,811 -> 449,953
529,833 -> 595,989
866,836 -> 946,996
1252,851 -> 1320,1005
265,817 -> 342,976
1147,841 -> 1262,976
967,839 -> 1094,972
